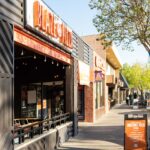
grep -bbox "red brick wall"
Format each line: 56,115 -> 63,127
82,35 -> 106,59
84,83 -> 93,122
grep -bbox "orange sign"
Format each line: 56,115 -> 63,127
43,99 -> 47,109
37,100 -> 41,110
14,27 -> 71,64
26,0 -> 72,50
37,99 -> 47,109
125,120 -> 147,150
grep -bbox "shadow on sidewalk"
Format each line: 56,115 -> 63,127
57,125 -> 124,150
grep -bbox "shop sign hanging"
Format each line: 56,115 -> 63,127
78,60 -> 90,86
95,71 -> 104,81
25,0 -> 73,51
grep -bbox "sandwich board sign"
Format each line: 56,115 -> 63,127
124,114 -> 147,150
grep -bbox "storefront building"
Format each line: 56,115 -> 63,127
0,0 -> 85,149
106,45 -> 122,108
72,34 -> 93,122
119,73 -> 129,103
81,35 -> 106,122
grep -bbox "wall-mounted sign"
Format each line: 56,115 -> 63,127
95,71 -> 104,81
78,60 -> 90,86
14,27 -> 71,64
26,0 -> 73,51
94,53 -> 105,72
124,114 -> 147,150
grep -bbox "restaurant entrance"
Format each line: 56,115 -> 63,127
14,45 -> 68,120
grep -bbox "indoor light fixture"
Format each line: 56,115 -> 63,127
56,62 -> 59,67
44,56 -> 47,62
52,60 -> 54,64
34,55 -> 36,59
21,49 -> 24,56
62,65 -> 65,69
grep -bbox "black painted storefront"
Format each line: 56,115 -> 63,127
0,0 -> 94,148
0,0 -> 76,149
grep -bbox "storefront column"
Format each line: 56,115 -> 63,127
65,59 -> 78,136
73,59 -> 78,136
117,87 -> 120,104
0,19 -> 14,149
105,85 -> 109,112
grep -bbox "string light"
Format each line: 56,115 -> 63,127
34,55 -> 36,59
56,62 -> 59,67
21,49 -> 24,56
52,60 -> 54,64
62,65 -> 65,69
44,56 -> 47,62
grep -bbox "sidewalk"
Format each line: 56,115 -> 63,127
57,103 -> 150,150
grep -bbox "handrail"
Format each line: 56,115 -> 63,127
13,112 -> 70,144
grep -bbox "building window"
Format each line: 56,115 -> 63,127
95,80 -> 105,109
100,80 -> 105,107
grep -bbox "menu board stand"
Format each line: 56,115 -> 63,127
124,114 -> 148,150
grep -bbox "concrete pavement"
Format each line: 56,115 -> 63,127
57,103 -> 150,150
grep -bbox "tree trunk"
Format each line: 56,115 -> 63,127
140,89 -> 144,102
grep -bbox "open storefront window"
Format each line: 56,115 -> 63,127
21,83 -> 41,118
20,81 -> 65,119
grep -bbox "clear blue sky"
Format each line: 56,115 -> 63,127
44,0 -> 149,65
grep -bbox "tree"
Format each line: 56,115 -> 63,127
121,63 -> 150,97
89,0 -> 150,53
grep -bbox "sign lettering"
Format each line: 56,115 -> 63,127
125,120 -> 147,150
26,0 -> 73,50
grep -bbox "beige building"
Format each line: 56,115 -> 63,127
82,35 -> 106,122
82,35 -> 123,121
106,44 -> 122,110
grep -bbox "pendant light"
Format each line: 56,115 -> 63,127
34,55 -> 36,59
56,62 -> 59,67
21,49 -> 24,56
44,56 -> 47,62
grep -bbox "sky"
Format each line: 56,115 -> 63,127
44,0 -> 149,65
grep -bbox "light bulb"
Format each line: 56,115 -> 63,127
44,56 -> 47,62
21,50 -> 24,56
34,55 -> 36,59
